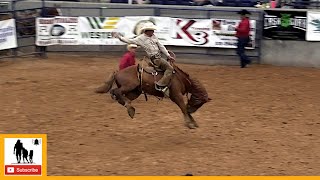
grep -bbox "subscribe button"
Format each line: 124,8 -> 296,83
5,165 -> 42,175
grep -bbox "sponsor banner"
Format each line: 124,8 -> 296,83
169,18 -> 256,48
211,19 -> 256,49
263,10 -> 306,40
36,16 -> 256,49
0,19 -> 17,50
0,134 -> 47,176
59,16 -> 171,45
36,17 -> 79,46
306,11 -> 320,41
78,16 -> 123,45
169,18 -> 212,47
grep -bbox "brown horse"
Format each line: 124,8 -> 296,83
99,52 -> 210,129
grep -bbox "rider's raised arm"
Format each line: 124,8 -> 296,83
118,35 -> 142,46
156,37 -> 170,58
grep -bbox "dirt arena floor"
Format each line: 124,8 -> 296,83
0,54 -> 319,176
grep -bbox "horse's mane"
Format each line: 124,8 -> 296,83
173,63 -> 190,78
168,50 -> 210,104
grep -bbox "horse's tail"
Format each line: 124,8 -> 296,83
95,71 -> 116,93
104,71 -> 116,93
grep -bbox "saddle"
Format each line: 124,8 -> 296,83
137,56 -> 174,98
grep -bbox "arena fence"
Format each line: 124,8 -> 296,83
0,0 -> 44,59
0,0 -> 264,63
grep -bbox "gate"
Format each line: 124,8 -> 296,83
12,0 -> 44,58
0,0 -> 45,59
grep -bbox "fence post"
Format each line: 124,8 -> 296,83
206,10 -> 211,56
154,7 -> 160,16
39,0 -> 47,58
99,6 -> 107,53
257,10 -> 264,64
12,0 -> 17,59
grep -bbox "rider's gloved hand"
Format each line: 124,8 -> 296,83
111,32 -> 119,38
167,56 -> 175,62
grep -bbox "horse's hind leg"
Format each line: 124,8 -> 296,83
124,90 -> 141,118
171,93 -> 198,129
187,114 -> 198,128
110,87 -> 140,119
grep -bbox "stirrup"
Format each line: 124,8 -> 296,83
155,84 -> 170,97
155,84 -> 165,91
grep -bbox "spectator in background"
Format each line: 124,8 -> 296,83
191,0 -> 222,6
191,0 -> 213,6
235,9 -> 251,68
280,0 -> 293,8
135,0 -> 150,4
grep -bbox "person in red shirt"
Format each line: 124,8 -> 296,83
95,44 -> 138,93
235,9 -> 251,68
119,44 -> 137,70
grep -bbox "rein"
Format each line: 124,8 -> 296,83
138,57 -> 150,101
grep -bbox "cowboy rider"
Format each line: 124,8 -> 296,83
112,22 -> 175,94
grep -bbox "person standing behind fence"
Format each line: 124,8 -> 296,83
235,9 -> 251,68
119,44 -> 138,70
36,4 -> 62,58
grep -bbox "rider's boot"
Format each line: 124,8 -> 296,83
155,69 -> 173,97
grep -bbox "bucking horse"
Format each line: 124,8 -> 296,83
97,51 -> 211,129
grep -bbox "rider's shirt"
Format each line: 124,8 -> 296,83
118,34 -> 170,59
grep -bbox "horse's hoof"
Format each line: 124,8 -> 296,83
186,123 -> 198,129
95,85 -> 108,93
127,106 -> 135,119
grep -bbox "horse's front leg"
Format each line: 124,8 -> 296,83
170,93 -> 198,129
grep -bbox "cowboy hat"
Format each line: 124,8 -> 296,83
237,9 -> 251,15
140,22 -> 157,33
127,44 -> 138,50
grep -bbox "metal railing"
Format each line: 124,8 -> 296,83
0,0 -> 264,62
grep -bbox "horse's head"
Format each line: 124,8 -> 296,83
187,96 -> 211,114
186,78 -> 211,114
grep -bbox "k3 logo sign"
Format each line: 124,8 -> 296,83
173,19 -> 210,46
1,134 -> 47,176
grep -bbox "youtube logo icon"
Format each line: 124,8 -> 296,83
6,167 -> 14,174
